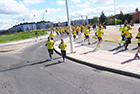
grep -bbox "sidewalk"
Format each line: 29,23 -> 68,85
54,37 -> 140,78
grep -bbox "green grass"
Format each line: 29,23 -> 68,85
0,31 -> 47,43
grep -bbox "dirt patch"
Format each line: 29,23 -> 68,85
0,43 -> 31,52
103,24 -> 139,44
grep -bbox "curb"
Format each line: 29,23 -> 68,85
54,41 -> 140,79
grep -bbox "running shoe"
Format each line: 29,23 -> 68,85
118,43 -> 121,46
63,60 -> 65,62
96,46 -> 100,49
51,58 -> 53,61
88,42 -> 90,45
134,54 -> 139,59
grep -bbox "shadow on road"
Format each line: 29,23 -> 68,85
131,46 -> 138,50
44,61 -> 63,67
113,49 -> 126,55
121,58 -> 139,64
108,46 -> 123,51
0,57 -> 61,72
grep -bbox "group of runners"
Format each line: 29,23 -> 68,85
118,22 -> 140,58
45,22 -> 140,62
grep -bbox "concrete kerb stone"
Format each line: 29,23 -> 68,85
54,38 -> 140,79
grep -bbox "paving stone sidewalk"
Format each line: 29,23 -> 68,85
54,36 -> 140,78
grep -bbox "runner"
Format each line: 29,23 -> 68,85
72,28 -> 76,41
50,31 -> 54,40
45,37 -> 54,61
95,26 -> 104,49
124,26 -> 132,50
134,27 -> 140,59
118,24 -> 127,46
84,26 -> 90,45
58,39 -> 67,62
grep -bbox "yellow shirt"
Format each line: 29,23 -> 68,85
136,32 -> 140,43
45,40 -> 54,49
96,30 -> 104,38
72,30 -> 76,36
50,33 -> 54,38
124,30 -> 130,38
85,29 -> 89,36
59,43 -> 67,51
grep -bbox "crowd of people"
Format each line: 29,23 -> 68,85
45,22 -> 140,62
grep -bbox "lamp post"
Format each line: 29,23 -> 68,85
31,15 -> 36,38
65,0 -> 74,53
114,0 -> 116,25
42,10 -> 47,31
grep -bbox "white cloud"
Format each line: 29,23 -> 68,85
71,3 -> 140,19
56,0 -> 65,6
0,0 -> 29,15
71,0 -> 82,3
76,1 -> 91,8
93,0 -> 114,4
23,0 -> 45,5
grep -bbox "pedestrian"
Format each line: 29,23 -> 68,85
95,26 -> 104,49
50,31 -> 54,40
35,31 -> 38,39
45,37 -> 54,61
134,27 -> 140,59
119,20 -> 122,28
58,39 -> 67,62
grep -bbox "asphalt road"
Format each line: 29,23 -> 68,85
0,35 -> 140,94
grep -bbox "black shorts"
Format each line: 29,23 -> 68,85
138,43 -> 140,47
86,35 -> 89,39
126,38 -> 131,44
51,38 -> 53,40
73,35 -> 76,38
98,37 -> 102,41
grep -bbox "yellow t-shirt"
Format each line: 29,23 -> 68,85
50,33 -> 54,38
45,40 -> 54,49
124,30 -> 130,38
59,43 -> 67,51
72,30 -> 76,36
136,32 -> 140,43
96,30 -> 104,38
85,29 -> 89,36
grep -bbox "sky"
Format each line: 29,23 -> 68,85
0,0 -> 140,30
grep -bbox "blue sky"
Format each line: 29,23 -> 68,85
0,0 -> 140,30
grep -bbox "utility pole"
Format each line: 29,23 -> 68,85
65,0 -> 74,53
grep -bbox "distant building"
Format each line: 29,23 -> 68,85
8,21 -> 53,34
108,11 -> 140,22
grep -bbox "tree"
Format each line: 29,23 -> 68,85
89,17 -> 99,24
118,11 -> 125,23
99,11 -> 107,24
135,18 -> 140,23
124,14 -> 133,23
135,8 -> 139,12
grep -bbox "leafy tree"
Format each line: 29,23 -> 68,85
135,8 -> 139,12
135,18 -> 140,23
124,14 -> 133,23
99,11 -> 107,24
118,11 -> 125,23
89,17 -> 99,24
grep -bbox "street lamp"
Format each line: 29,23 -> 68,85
65,0 -> 74,53
114,0 -> 116,25
42,10 -> 47,31
30,15 -> 36,38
